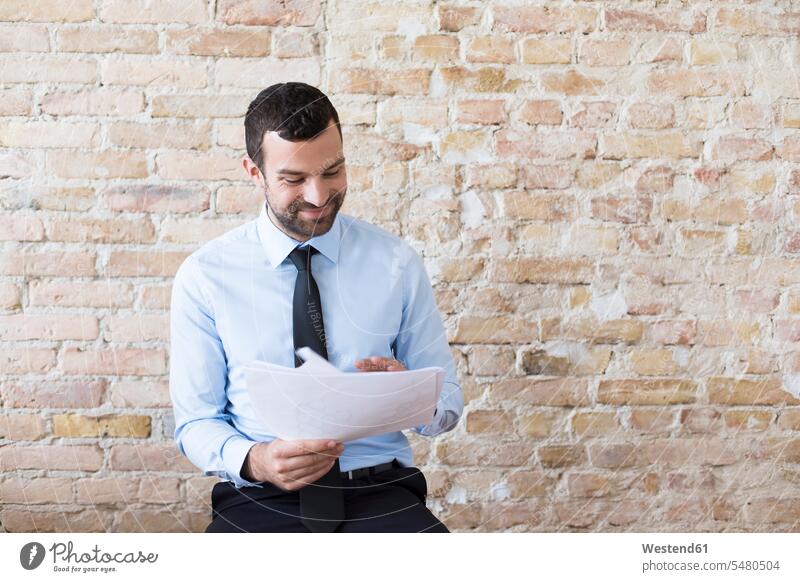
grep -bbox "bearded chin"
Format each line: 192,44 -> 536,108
270,189 -> 346,239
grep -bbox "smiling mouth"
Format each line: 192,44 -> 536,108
300,206 -> 331,218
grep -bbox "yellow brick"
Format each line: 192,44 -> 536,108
440,66 -> 522,93
413,35 -> 459,62
567,473 -> 610,497
451,315 -> 536,344
517,412 -> 557,438
47,150 -> 147,180
465,410 -> 515,435
630,409 -> 675,433
602,132 -> 703,159
598,379 -> 698,405
689,40 -> 738,65
572,412 -> 619,437
723,410 -> 773,431
708,377 -> 800,405
630,348 -> 680,375
467,36 -> 515,64
52,414 -> 151,438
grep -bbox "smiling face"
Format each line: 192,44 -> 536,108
244,120 -> 347,242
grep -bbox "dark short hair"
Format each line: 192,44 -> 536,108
244,82 -> 342,173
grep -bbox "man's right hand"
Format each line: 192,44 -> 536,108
242,439 -> 344,491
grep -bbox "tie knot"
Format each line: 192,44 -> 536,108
288,245 -> 318,271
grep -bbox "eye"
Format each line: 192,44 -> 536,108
283,178 -> 304,185
323,168 -> 341,178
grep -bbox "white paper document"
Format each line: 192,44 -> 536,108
242,348 -> 444,441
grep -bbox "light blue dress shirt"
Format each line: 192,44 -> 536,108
169,202 -> 463,489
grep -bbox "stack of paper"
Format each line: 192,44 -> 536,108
242,348 -> 444,441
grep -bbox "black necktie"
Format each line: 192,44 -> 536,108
288,245 -> 344,533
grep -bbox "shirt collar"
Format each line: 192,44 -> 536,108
256,202 -> 341,269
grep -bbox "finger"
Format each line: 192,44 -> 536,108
284,458 -> 337,488
282,455 -> 335,481
354,356 -> 386,369
279,446 -> 342,472
355,356 -> 404,372
280,461 -> 333,484
272,453 -> 331,486
279,439 -> 341,458
371,356 -> 404,370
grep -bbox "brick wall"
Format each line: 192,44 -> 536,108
2,0 -> 800,532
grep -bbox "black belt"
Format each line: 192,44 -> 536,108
340,459 -> 399,480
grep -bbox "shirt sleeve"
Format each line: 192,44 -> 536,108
169,254 -> 264,489
392,245 -> 464,437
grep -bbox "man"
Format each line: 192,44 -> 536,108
169,82 -> 463,533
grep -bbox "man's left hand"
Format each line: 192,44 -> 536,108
354,356 -> 406,372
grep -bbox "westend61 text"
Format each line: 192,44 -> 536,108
642,543 -> 708,554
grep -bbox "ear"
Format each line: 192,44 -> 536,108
242,156 -> 265,188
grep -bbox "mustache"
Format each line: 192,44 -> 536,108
289,189 -> 345,214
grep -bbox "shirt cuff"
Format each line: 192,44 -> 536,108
412,406 -> 440,435
222,436 -> 263,489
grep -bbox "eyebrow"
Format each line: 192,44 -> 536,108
276,156 -> 345,176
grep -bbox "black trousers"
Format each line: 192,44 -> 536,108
205,464 -> 449,533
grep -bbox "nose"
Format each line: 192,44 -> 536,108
303,176 -> 329,208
